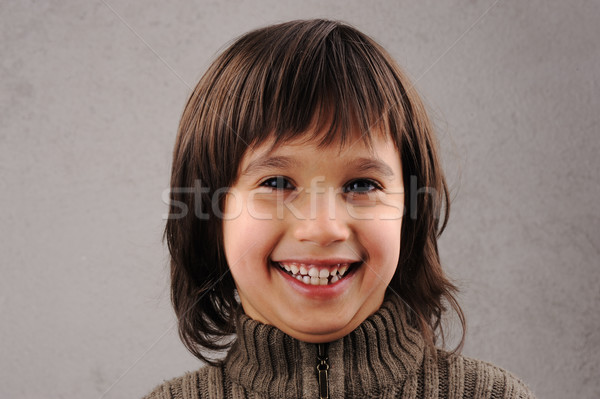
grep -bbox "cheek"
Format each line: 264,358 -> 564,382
223,192 -> 258,256
222,201 -> 283,275
359,218 -> 402,270
223,217 -> 267,293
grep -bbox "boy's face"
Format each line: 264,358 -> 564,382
222,130 -> 404,343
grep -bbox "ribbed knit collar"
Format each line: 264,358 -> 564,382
224,293 -> 425,398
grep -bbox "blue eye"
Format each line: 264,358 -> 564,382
260,176 -> 295,190
343,179 -> 382,194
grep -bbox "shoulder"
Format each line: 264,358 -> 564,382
141,364 -> 225,399
434,349 -> 537,399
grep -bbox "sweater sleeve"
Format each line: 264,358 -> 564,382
142,370 -> 202,399
441,352 -> 537,399
142,366 -> 230,399
142,377 -> 181,399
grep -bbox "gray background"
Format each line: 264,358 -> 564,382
1,1 -> 598,398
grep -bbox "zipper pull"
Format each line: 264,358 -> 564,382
316,343 -> 329,399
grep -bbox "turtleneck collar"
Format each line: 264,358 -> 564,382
224,293 -> 425,398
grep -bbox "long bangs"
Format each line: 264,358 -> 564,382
216,19 -> 407,156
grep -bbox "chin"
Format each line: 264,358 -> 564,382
281,314 -> 355,343
287,327 -> 351,343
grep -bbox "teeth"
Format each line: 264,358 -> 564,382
277,261 -> 357,286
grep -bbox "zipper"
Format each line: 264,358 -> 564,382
316,343 -> 330,399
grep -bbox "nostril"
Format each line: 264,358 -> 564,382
292,213 -> 351,246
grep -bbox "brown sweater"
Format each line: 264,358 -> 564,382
143,295 -> 536,398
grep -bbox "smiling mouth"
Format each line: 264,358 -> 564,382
273,261 -> 362,286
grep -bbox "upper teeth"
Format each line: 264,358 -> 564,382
278,262 -> 351,284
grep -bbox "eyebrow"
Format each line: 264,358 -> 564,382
353,157 -> 395,177
242,155 -> 301,176
242,155 -> 395,178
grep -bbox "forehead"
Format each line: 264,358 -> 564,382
239,128 -> 400,176
254,122 -> 394,157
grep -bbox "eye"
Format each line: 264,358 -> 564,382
259,176 -> 296,191
343,179 -> 383,194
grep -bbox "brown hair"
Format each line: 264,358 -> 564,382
165,19 -> 465,365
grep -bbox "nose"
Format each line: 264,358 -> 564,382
292,191 -> 351,247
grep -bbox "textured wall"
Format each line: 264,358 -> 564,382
1,1 -> 598,398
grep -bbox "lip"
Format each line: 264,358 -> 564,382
271,259 -> 361,300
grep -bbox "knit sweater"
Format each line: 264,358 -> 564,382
143,295 -> 536,399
